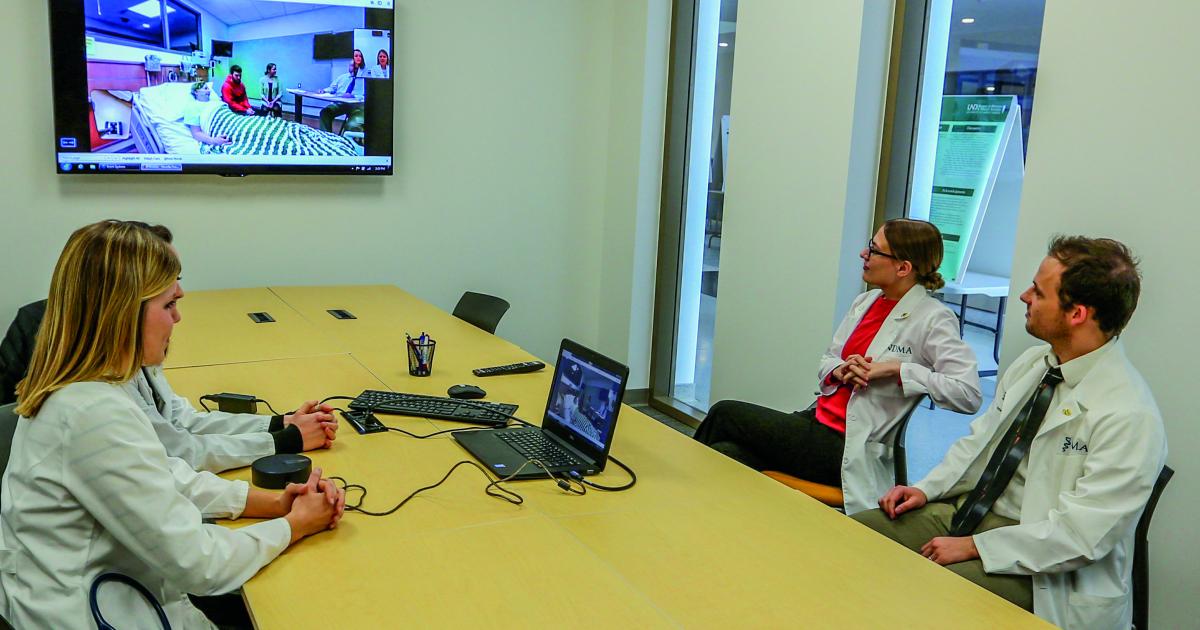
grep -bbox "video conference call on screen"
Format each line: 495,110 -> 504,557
49,0 -> 395,176
546,351 -> 623,451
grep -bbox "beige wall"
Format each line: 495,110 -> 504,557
997,2 -> 1200,626
1,0 -> 667,385
710,0 -> 893,409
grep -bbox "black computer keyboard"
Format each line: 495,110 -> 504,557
496,430 -> 582,467
349,390 -> 517,427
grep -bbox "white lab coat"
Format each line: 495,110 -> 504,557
818,285 -> 982,514
914,341 -> 1167,629
121,365 -> 276,473
0,381 -> 291,629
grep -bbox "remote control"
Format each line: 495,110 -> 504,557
472,361 -> 546,377
341,409 -> 387,434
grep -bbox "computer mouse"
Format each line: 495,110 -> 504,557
447,384 -> 486,400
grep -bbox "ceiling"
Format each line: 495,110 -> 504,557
949,0 -> 1046,50
188,0 -> 326,26
948,0 -> 1046,71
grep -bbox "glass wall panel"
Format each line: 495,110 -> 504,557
882,0 -> 1046,482
668,0 -> 737,413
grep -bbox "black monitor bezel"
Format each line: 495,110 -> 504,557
49,0 -> 394,176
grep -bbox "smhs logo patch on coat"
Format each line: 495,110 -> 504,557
1061,437 -> 1089,454
886,344 -> 912,355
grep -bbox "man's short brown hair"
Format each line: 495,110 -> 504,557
1047,236 -> 1141,337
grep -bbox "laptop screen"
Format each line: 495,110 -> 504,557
544,345 -> 625,452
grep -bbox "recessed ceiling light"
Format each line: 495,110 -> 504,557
961,17 -> 976,24
141,22 -> 151,28
985,86 -> 996,92
718,42 -> 729,47
128,0 -> 175,19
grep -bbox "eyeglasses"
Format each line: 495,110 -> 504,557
866,240 -> 898,260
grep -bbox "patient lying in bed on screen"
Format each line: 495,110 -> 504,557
182,83 -> 232,147
174,81 -> 357,157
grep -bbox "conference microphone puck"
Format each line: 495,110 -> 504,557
251,454 -> 312,489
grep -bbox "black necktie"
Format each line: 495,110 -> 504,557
949,366 -> 1064,537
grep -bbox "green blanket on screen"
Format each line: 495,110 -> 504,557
202,107 -> 357,156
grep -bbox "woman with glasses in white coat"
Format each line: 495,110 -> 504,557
695,218 -> 983,514
0,220 -> 346,628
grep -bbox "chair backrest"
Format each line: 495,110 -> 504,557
451,292 -> 511,335
1133,464 -> 1174,630
0,403 -> 18,492
0,404 -> 15,628
0,300 -> 48,406
802,394 -> 925,487
890,395 -> 928,487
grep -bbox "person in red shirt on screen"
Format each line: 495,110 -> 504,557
221,65 -> 254,116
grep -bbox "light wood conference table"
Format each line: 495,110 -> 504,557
166,285 -> 1048,629
165,288 -> 343,369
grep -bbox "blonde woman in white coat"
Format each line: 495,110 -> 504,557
695,219 -> 982,514
0,221 -> 346,629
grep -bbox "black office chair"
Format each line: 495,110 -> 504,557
0,300 -> 47,406
763,395 -> 927,507
451,292 -> 511,335
0,403 -> 19,500
891,396 -> 924,486
1133,464 -> 1174,630
0,403 -> 17,630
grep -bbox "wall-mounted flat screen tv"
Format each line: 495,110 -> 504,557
210,39 -> 233,58
50,0 -> 395,176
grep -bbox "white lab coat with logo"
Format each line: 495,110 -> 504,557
0,382 -> 291,629
120,365 -> 276,473
818,285 -> 982,514
914,341 -> 1167,629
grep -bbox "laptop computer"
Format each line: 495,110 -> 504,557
453,339 -> 629,480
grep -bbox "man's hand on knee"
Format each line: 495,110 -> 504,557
878,485 -> 927,519
920,536 -> 979,565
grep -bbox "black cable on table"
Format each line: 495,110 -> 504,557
335,394 -> 636,493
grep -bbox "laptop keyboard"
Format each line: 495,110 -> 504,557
496,430 -> 583,468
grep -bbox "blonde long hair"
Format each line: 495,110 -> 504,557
15,221 -> 180,417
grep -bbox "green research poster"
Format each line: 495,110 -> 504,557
929,96 -> 1011,282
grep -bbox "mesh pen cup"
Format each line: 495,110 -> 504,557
407,337 -> 436,376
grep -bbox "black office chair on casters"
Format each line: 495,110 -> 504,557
1132,464 -> 1174,630
0,403 -> 18,490
1,300 -> 47,407
889,396 -> 923,487
0,404 -> 18,630
452,292 -> 510,335
763,395 -> 926,507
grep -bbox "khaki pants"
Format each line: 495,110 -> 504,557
851,497 -> 1033,611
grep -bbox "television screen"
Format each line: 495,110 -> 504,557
211,39 -> 233,58
312,31 -> 352,60
50,0 -> 395,176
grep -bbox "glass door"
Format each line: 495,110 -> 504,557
879,0 -> 1046,481
650,0 -> 738,422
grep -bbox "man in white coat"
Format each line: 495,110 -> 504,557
853,236 -> 1167,629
